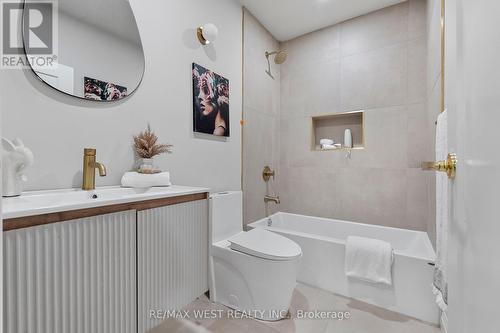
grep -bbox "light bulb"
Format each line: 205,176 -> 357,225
197,23 -> 218,45
203,23 -> 218,42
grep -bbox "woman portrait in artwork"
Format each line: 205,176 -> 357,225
192,63 -> 230,137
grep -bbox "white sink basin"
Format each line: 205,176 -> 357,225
2,185 -> 210,219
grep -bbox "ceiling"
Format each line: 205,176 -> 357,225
237,0 -> 406,41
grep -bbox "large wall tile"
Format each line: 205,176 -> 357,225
244,108 -> 279,166
340,2 -> 409,57
244,10 -> 281,115
284,116 -> 321,168
279,115 -> 291,166
361,106 -> 409,168
334,168 -> 408,228
407,103 -> 433,168
244,69 -> 275,113
408,37 -> 427,104
280,25 -> 341,77
405,168 -> 431,231
278,167 -> 339,219
243,10 -> 281,224
427,0 -> 442,90
341,44 -> 408,111
409,0 -> 427,40
244,45 -> 280,114
284,60 -> 341,117
243,109 -> 280,223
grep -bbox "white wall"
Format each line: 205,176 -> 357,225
58,11 -> 144,96
0,0 -> 242,192
445,1 -> 500,332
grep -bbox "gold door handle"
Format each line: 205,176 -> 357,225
422,153 -> 457,179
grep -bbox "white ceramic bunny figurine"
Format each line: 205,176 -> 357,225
2,138 -> 34,197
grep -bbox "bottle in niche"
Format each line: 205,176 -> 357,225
344,129 -> 353,148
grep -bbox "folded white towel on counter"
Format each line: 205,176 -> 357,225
345,236 -> 394,286
120,171 -> 171,188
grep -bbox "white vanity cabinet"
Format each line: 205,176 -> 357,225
2,188 -> 210,333
137,199 -> 208,333
4,210 -> 137,333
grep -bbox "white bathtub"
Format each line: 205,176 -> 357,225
248,212 -> 440,324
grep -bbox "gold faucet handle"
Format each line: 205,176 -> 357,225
262,166 -> 275,182
422,153 -> 457,179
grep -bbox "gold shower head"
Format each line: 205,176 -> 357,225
265,50 -> 288,64
265,50 -> 287,79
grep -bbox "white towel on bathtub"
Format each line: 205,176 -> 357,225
345,236 -> 393,286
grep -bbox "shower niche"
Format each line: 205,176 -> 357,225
311,111 -> 364,151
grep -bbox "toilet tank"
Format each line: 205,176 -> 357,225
209,191 -> 243,243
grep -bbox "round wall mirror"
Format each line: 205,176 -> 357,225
23,0 -> 145,101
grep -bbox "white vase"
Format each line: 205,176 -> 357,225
2,138 -> 34,197
139,158 -> 154,173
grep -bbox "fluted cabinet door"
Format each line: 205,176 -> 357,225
3,210 -> 137,333
137,199 -> 208,332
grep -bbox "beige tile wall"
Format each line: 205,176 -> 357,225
243,10 -> 281,224
278,0 -> 435,237
243,1 -> 437,245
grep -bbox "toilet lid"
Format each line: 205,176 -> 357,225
228,228 -> 302,261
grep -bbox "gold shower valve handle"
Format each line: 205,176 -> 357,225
421,153 -> 457,179
262,166 -> 275,182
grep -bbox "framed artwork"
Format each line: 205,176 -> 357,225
84,77 -> 127,101
192,63 -> 230,137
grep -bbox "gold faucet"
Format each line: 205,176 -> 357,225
264,195 -> 280,204
82,148 -> 107,190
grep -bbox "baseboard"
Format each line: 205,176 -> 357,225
440,311 -> 448,333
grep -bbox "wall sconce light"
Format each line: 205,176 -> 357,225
197,23 -> 218,45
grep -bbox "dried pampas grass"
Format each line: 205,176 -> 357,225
134,124 -> 173,159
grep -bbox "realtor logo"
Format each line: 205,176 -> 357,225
1,0 -> 57,68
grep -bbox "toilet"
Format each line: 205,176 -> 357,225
208,191 -> 302,321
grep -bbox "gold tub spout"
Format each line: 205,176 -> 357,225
264,195 -> 280,204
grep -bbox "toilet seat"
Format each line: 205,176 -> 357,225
228,228 -> 302,261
